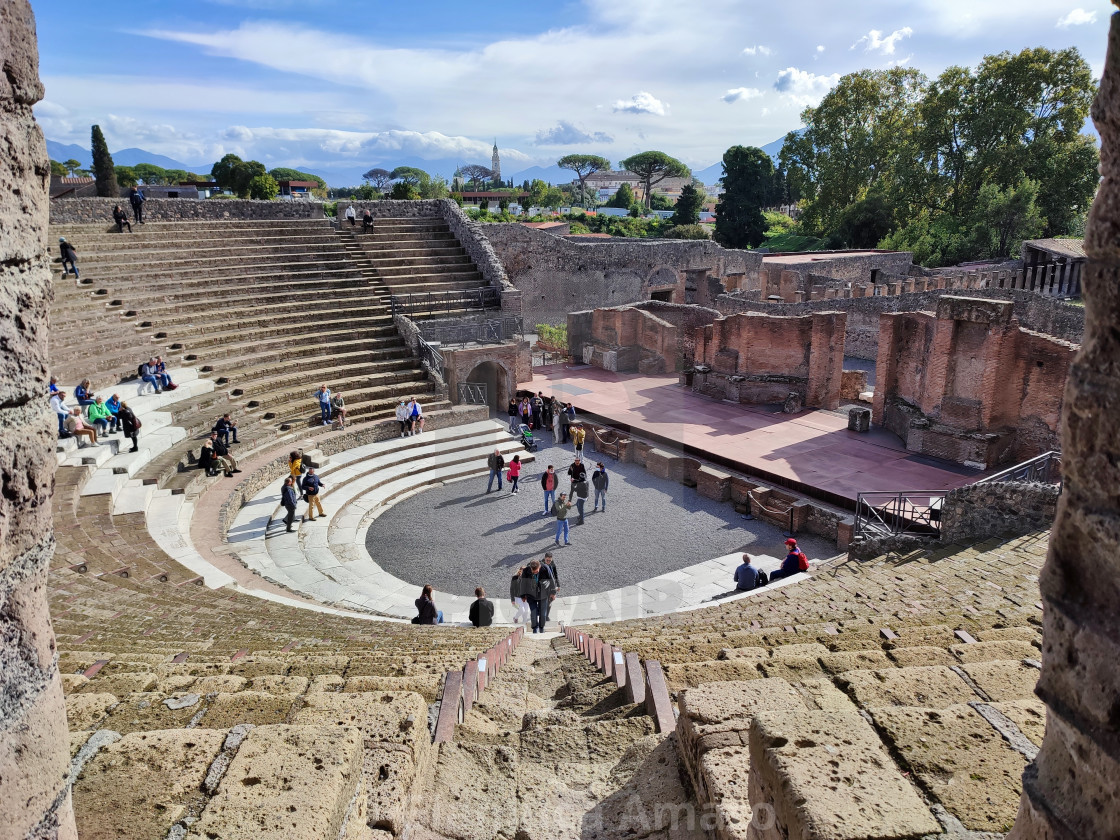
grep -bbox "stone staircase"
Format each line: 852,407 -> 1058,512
416,633 -> 705,840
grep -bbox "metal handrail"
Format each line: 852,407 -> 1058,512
390,286 -> 501,318
458,382 -> 487,405
854,490 -> 947,540
419,316 -> 522,346
974,451 -> 1062,486
417,336 -> 444,379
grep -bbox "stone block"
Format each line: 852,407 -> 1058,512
64,692 -> 117,730
781,392 -> 802,413
200,691 -> 298,728
871,703 -> 1027,832
696,465 -> 732,501
960,660 -> 1039,701
185,725 -> 363,840
847,407 -> 871,432
665,659 -> 764,691
73,728 -> 225,840
836,665 -> 979,709
747,708 -> 939,840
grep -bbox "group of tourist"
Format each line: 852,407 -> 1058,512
343,205 -> 375,233
507,392 -> 579,439
50,370 -> 146,452
413,552 -> 561,633
732,539 -> 811,592
312,385 -> 351,429
394,397 -> 425,436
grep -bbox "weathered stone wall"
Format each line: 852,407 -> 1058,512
49,196 -> 326,223
0,3 -> 76,837
760,251 -> 914,299
718,288 -> 1085,360
872,297 -> 1076,467
940,482 -> 1060,544
1008,14 -> 1120,837
484,223 -> 761,327
569,301 -> 721,375
692,311 -> 847,410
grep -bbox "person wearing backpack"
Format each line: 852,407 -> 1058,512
552,493 -> 573,546
518,559 -> 557,633
771,538 -> 809,580
486,447 -> 505,493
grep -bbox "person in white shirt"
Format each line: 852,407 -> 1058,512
344,204 -> 356,226
395,399 -> 412,437
50,390 -> 70,437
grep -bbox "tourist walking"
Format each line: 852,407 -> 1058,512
409,397 -> 424,433
510,566 -> 531,625
592,462 -> 609,512
118,401 -> 141,452
314,384 -> 332,426
113,204 -> 132,233
567,457 -> 587,496
58,238 -> 79,278
573,472 -> 589,525
414,584 -> 443,624
508,454 -> 522,494
486,447 -> 505,493
542,552 -> 560,624
345,204 -> 356,226
301,467 -> 325,521
571,423 -> 586,459
540,465 -> 557,515
128,185 -> 145,223
281,477 -> 299,532
552,492 -> 573,546
469,587 -> 494,627
518,559 -> 557,633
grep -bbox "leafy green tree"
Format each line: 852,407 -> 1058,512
50,159 -> 67,177
268,167 -> 326,190
528,179 -> 548,208
115,166 -> 138,188
831,195 -> 895,248
664,224 -> 710,240
780,67 -> 926,235
362,168 -> 393,193
557,154 -> 611,208
419,174 -> 450,199
90,125 -> 116,197
390,166 -> 427,186
478,198 -> 490,212
714,146 -> 776,249
248,173 -> 279,200
671,183 -> 704,226
211,154 -> 244,193
458,164 -> 493,192
543,187 -> 565,209
649,192 -> 675,211
606,183 -> 635,209
620,151 -> 691,209
390,181 -> 421,200
63,159 -> 83,176
133,163 -> 169,185
968,178 -> 1045,259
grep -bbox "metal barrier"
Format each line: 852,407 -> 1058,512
420,316 -> 522,346
854,490 -> 947,540
418,337 -> 444,380
458,382 -> 488,405
974,450 -> 1062,487
390,286 -> 500,318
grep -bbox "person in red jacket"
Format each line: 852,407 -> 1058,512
508,454 -> 522,494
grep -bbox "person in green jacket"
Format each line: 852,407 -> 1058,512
552,492 -> 573,546
86,396 -> 113,436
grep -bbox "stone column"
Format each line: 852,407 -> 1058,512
1007,12 -> 1120,840
0,2 -> 75,838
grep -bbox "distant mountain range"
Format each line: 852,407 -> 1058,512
46,133 -> 797,189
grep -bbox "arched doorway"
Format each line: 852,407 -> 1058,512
464,361 -> 509,412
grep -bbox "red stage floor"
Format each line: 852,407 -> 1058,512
521,365 -> 984,504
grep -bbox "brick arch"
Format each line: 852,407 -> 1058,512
646,265 -> 683,304
464,359 -> 512,412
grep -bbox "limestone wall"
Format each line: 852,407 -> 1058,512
940,482 -> 1060,544
48,196 -> 326,223
717,288 -> 1085,361
0,2 -> 76,837
484,223 -> 761,327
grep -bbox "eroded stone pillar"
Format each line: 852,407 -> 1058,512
0,2 -> 75,838
1007,12 -> 1120,840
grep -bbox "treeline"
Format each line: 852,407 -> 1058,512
776,47 -> 1098,265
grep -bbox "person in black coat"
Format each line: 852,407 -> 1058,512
414,584 -> 442,624
113,204 -> 132,233
117,401 -> 141,453
280,477 -> 299,533
469,587 -> 494,627
519,559 -> 557,633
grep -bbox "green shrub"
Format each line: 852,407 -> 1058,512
535,323 -> 567,352
664,224 -> 710,240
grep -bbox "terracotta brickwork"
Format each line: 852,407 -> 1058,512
873,296 -> 1075,467
691,311 -> 846,410
0,3 -> 76,837
569,302 -> 721,375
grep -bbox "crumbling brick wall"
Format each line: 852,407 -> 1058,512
0,3 -> 76,837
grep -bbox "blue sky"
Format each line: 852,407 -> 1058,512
32,0 -> 1112,182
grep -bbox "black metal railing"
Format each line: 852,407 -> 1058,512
420,316 -> 522,346
854,490 -> 947,540
974,450 -> 1062,487
457,382 -> 488,405
417,337 -> 444,380
390,287 -> 501,318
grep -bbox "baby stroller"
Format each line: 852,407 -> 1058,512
517,423 -> 537,452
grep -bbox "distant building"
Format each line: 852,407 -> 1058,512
491,142 -> 502,182
277,180 -> 319,198
178,181 -> 221,198
1021,238 -> 1086,297
135,184 -> 199,199
459,191 -> 528,206
578,170 -> 692,202
49,176 -> 96,199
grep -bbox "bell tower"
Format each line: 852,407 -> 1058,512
491,141 -> 501,182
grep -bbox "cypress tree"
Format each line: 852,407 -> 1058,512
91,125 -> 117,197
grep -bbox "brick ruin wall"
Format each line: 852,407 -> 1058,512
872,297 -> 1076,467
568,301 -> 720,374
483,223 -> 761,327
758,251 -> 916,300
0,2 -> 76,837
692,311 -> 846,410
718,288 -> 1085,361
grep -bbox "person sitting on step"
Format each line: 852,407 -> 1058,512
362,209 -> 374,233
51,390 -> 70,438
139,358 -> 162,394
113,204 -> 132,233
198,439 -> 219,477
64,408 -> 98,447
469,587 -> 494,627
330,391 -> 347,429
212,413 -> 239,446
74,379 -> 95,412
770,538 -> 809,581
153,356 -> 176,390
104,393 -> 122,433
413,584 -> 443,625
345,204 -> 356,226
86,396 -> 113,436
209,431 -> 240,477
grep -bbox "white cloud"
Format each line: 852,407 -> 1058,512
816,45 -> 825,53
1057,8 -> 1097,27
534,121 -> 613,145
851,27 -> 913,55
722,87 -> 763,103
742,45 -> 772,56
773,67 -> 840,105
611,91 -> 669,116
887,54 -> 913,67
